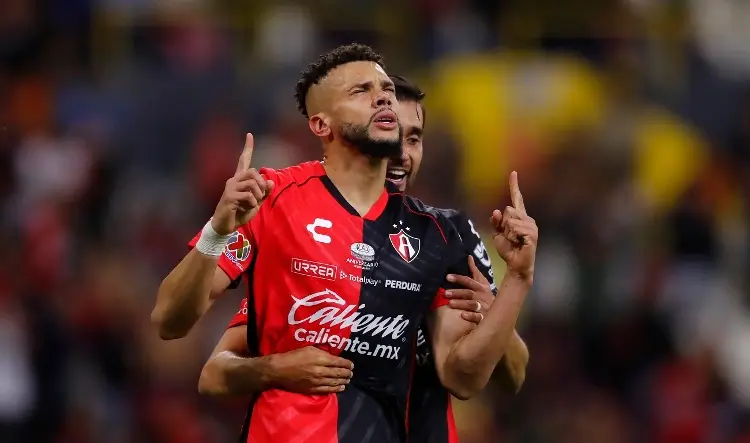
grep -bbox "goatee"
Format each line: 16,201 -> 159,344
340,122 -> 403,159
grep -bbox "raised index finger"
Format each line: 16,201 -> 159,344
236,133 -> 254,174
509,171 -> 526,214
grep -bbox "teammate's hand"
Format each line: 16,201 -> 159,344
267,346 -> 354,395
445,257 -> 494,324
491,171 -> 538,281
211,133 -> 275,235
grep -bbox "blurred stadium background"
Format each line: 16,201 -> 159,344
3,0 -> 750,442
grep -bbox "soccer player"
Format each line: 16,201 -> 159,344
386,75 -> 530,443
199,75 -> 530,443
152,44 -> 537,443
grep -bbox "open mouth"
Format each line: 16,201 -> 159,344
374,115 -> 396,124
373,110 -> 397,130
386,169 -> 408,187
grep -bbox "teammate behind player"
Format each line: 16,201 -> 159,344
198,76 -> 531,443
387,75 -> 529,443
154,44 -> 537,443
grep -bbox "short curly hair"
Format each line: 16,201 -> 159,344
390,75 -> 427,127
389,75 -> 425,103
294,43 -> 386,118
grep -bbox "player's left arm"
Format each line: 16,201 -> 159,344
446,216 -> 529,394
427,172 -> 536,400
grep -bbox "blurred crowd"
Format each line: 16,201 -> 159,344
3,0 -> 750,442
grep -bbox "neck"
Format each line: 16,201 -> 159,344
323,144 -> 387,216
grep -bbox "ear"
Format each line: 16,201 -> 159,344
308,114 -> 331,138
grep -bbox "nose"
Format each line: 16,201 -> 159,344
397,147 -> 409,166
373,90 -> 392,108
394,143 -> 411,168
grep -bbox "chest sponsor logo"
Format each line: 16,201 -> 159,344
288,289 -> 408,360
224,231 -> 251,269
306,218 -> 332,244
389,229 -> 421,263
347,242 -> 378,270
339,270 -> 381,286
291,258 -> 337,281
385,279 -> 421,292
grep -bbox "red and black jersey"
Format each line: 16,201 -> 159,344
191,161 -> 470,443
408,210 -> 498,443
219,211 -> 498,443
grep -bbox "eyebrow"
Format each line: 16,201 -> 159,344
350,79 -> 395,92
406,126 -> 423,138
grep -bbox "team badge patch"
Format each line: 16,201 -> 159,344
224,231 -> 251,264
389,230 -> 421,263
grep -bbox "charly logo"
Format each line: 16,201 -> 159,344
306,218 -> 333,244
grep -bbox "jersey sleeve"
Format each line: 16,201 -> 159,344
188,221 -> 256,288
454,214 -> 498,295
431,222 -> 472,310
226,298 -> 249,329
187,169 -> 279,289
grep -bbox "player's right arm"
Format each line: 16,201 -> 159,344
199,299 -> 354,396
151,134 -> 274,340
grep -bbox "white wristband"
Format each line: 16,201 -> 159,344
195,221 -> 231,257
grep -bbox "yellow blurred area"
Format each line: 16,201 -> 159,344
429,53 -> 606,204
429,52 -> 708,213
634,107 -> 708,214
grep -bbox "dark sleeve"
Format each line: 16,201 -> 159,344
431,222 -> 471,310
453,214 -> 498,295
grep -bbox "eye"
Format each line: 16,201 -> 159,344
407,137 -> 420,145
351,89 -> 365,95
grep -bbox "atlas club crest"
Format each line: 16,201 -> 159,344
389,229 -> 421,263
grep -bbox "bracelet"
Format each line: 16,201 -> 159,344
195,221 -> 231,257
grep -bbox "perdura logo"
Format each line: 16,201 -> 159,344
385,279 -> 421,291
288,289 -> 408,360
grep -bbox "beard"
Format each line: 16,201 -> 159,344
340,121 -> 403,159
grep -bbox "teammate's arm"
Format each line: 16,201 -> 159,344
199,300 -> 354,396
427,172 -> 536,400
497,331 -> 529,394
444,258 -> 529,394
445,255 -> 529,394
151,134 -> 273,339
199,325 -> 272,395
